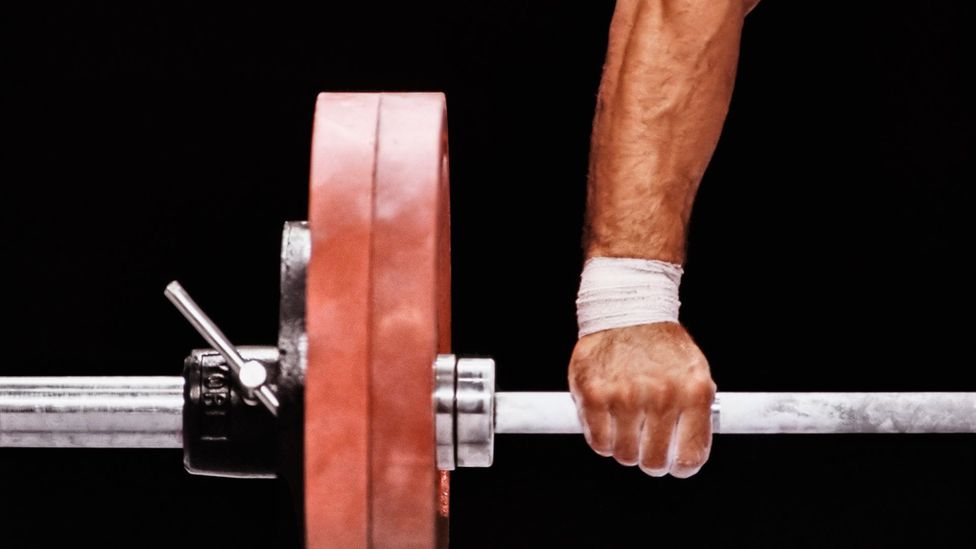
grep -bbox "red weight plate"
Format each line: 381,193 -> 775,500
306,93 -> 379,549
369,93 -> 451,548
306,92 -> 451,549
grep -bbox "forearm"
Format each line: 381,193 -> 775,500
586,0 -> 749,263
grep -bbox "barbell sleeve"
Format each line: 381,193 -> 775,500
0,376 -> 184,448
494,391 -> 976,435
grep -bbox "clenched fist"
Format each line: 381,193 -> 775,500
568,323 -> 716,478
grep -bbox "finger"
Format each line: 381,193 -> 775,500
669,404 -> 714,479
611,407 -> 644,466
579,403 -> 614,457
638,408 -> 679,477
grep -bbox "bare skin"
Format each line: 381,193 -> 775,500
570,0 -> 756,478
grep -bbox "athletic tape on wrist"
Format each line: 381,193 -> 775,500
576,257 -> 683,338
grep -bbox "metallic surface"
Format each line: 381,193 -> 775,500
0,376 -> 183,448
434,354 -> 457,471
716,392 -> 976,433
181,346 -> 280,478
276,221 -> 310,533
493,391 -> 976,435
165,281 -> 280,417
277,221 -> 309,404
455,358 -> 495,467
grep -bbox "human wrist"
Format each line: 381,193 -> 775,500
575,256 -> 684,338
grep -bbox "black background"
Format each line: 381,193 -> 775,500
3,2 -> 973,547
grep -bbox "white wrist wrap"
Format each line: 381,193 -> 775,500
576,257 -> 684,338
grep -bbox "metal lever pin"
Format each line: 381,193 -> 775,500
165,281 -> 279,417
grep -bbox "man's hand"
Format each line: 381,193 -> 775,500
569,323 -> 716,478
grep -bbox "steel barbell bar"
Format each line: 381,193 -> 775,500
0,376 -> 184,448
3,357 -> 973,462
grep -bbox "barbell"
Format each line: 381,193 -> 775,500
1,92 -> 973,549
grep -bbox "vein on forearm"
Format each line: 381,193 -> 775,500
585,0 -> 746,263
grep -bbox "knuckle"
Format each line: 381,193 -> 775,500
575,381 -> 610,407
583,387 -> 611,408
580,381 -> 647,413
609,385 -> 642,413
645,381 -> 676,411
684,378 -> 717,406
